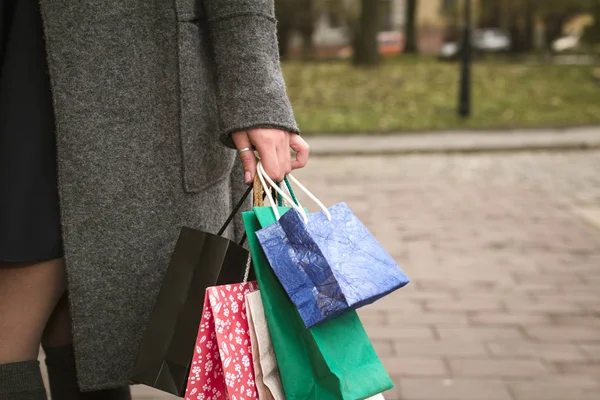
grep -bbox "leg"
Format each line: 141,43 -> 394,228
42,293 -> 132,400
0,258 -> 66,400
42,292 -> 72,347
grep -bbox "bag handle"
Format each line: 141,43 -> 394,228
217,185 -> 253,237
257,162 -> 307,223
282,177 -> 302,208
286,173 -> 330,220
256,161 -> 332,222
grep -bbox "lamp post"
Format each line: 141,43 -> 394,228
458,0 -> 472,117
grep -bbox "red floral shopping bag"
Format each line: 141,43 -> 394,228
185,282 -> 259,400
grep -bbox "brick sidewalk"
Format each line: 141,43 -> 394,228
42,151 -> 600,400
296,152 -> 600,400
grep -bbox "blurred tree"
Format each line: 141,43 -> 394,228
275,0 -> 317,59
353,0 -> 381,66
522,1 -> 536,52
327,0 -> 361,34
479,0 -> 592,53
536,0 -> 590,51
404,0 -> 419,53
296,0 -> 317,58
508,0 -> 534,52
582,0 -> 600,48
275,0 -> 294,58
479,0 -> 501,28
441,0 -> 460,42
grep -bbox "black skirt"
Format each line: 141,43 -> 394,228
0,0 -> 63,262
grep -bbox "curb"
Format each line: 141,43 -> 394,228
307,127 -> 600,157
311,141 -> 600,157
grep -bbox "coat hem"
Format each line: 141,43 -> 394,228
80,380 -> 132,392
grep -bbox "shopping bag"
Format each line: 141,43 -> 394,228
254,163 -> 409,328
185,282 -> 259,400
245,291 -> 286,400
132,188 -> 252,396
243,207 -> 394,400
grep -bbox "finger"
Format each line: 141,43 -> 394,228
232,131 -> 257,184
254,140 -> 281,182
278,133 -> 292,176
290,135 -> 310,170
248,129 -> 284,182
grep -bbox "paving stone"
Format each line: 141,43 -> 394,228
379,357 -> 448,376
448,358 -> 549,377
486,341 -> 590,362
469,312 -> 552,326
504,299 -> 586,314
553,361 -> 600,376
393,341 -> 489,357
425,299 -> 506,313
581,344 -> 600,361
399,378 -> 513,400
388,311 -> 469,326
525,327 -> 600,342
364,326 -> 436,341
550,314 -> 600,328
435,327 -> 524,341
130,385 -> 179,399
508,377 -> 600,400
371,339 -> 396,357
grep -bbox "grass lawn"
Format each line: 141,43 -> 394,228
282,57 -> 600,134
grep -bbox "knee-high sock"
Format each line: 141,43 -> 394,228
0,360 -> 47,400
42,345 -> 131,400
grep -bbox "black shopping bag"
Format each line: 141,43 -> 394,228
131,187 -> 253,396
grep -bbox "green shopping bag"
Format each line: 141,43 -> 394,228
242,207 -> 393,400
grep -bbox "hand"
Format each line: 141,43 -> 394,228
232,129 -> 309,184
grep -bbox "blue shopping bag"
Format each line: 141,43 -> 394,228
254,162 -> 409,328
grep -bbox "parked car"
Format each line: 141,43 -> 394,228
552,35 -> 581,53
378,31 -> 403,55
439,28 -> 511,60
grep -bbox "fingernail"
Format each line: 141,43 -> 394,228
245,171 -> 251,184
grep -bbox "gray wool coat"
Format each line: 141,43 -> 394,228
39,0 -> 298,391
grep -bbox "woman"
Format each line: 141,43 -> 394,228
0,0 -> 308,398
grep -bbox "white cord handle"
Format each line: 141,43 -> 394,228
256,161 -> 332,222
257,162 -> 309,223
242,253 -> 251,283
286,173 -> 332,221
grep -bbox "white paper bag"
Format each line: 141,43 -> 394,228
246,291 -> 286,400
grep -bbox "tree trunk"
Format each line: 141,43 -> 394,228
508,21 -> 524,53
523,1 -> 535,52
583,0 -> 600,47
277,22 -> 292,59
296,0 -> 315,59
353,0 -> 380,66
275,0 -> 292,59
479,0 -> 501,29
404,0 -> 418,53
300,28 -> 315,59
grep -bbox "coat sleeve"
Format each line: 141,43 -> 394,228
203,0 -> 299,148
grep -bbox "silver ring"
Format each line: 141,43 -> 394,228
238,147 -> 252,155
